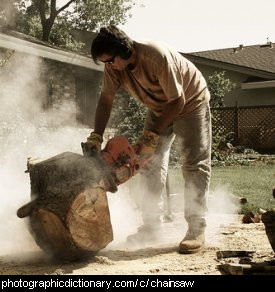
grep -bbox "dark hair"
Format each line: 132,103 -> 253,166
91,25 -> 134,64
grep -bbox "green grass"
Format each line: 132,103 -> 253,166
169,165 -> 275,213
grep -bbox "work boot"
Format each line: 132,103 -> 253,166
126,224 -> 160,246
179,220 -> 206,254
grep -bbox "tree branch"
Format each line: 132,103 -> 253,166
50,0 -> 57,17
57,0 -> 76,14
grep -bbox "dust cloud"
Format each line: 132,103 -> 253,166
208,185 -> 241,215
0,51 -> 142,257
107,184 -> 143,249
0,52 -> 88,256
206,185 -> 241,244
0,1 -> 17,28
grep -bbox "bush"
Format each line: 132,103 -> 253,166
208,71 -> 235,107
117,96 -> 146,144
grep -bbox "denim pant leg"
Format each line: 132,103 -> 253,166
139,110 -> 175,226
173,103 -> 212,225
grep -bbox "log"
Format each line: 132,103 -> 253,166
242,211 -> 261,224
216,250 -> 254,259
17,152 -> 113,260
217,263 -> 275,275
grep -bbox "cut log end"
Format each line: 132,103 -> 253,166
68,187 -> 113,252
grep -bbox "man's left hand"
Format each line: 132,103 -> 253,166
135,130 -> 160,157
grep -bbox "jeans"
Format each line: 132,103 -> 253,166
140,93 -> 212,227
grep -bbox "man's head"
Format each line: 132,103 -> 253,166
91,25 -> 135,70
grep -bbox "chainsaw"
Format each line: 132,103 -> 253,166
81,135 -> 150,193
16,136 -> 150,260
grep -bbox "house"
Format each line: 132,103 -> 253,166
183,43 -> 275,150
183,41 -> 275,107
0,28 -> 104,128
1,30 -> 273,149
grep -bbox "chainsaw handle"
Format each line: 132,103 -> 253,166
17,199 -> 37,218
132,144 -> 140,154
134,154 -> 153,173
132,144 -> 153,173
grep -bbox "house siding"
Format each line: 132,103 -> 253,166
45,59 -> 76,108
193,63 -> 275,106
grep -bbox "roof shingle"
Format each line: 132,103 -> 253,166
185,43 -> 275,75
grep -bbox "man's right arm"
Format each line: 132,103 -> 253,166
93,92 -> 115,136
82,93 -> 115,156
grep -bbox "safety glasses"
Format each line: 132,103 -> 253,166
101,55 -> 116,64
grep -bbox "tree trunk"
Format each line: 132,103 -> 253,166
17,152 -> 113,260
41,18 -> 55,42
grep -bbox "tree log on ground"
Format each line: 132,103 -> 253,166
17,152 -> 113,260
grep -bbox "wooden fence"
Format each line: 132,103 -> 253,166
211,104 -> 275,151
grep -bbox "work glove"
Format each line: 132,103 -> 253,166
135,130 -> 160,157
81,132 -> 103,157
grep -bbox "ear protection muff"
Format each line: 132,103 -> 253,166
118,43 -> 132,59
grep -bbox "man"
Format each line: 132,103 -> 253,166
82,25 -> 211,254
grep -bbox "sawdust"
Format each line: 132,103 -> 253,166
0,214 -> 274,275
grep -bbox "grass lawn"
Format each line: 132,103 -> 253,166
169,165 -> 275,213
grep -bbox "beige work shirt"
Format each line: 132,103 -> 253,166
102,41 -> 209,117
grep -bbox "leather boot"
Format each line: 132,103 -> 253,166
179,219 -> 206,254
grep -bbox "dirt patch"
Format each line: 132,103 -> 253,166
0,214 -> 274,275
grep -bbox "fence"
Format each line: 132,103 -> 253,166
211,104 -> 275,151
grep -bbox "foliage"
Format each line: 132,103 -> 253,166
208,71 -> 235,108
117,95 -> 146,144
0,0 -> 136,51
210,129 -> 275,167
207,70 -> 238,163
211,131 -> 235,160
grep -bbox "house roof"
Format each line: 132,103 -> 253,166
183,42 -> 275,79
0,28 -> 103,71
